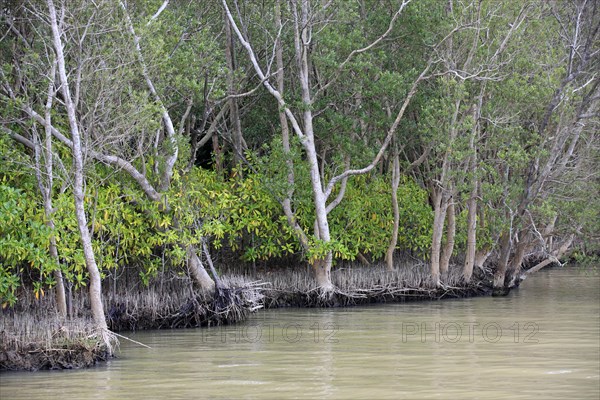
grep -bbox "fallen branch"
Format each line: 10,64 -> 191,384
111,332 -> 152,349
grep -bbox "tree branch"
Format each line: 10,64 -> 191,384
147,0 -> 170,26
2,126 -> 34,149
21,104 -> 162,202
119,0 -> 178,192
222,0 -> 306,141
315,0 -> 412,99
323,63 -> 431,201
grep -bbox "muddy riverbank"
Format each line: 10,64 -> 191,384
0,263 -> 512,371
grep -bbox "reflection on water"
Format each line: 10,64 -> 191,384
1,267 -> 599,399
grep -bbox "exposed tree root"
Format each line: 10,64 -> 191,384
0,318 -> 114,371
2,263 -> 495,371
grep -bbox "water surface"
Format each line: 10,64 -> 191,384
1,266 -> 599,399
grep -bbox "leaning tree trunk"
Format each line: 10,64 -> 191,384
48,0 -> 107,331
474,248 -> 491,269
506,230 -> 529,287
224,11 -> 244,169
121,1 -> 217,293
187,246 -> 216,293
526,232 -> 575,275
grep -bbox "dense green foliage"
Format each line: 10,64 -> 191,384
0,0 -> 598,306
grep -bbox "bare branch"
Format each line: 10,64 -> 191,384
222,0 -> 306,141
315,0 -> 412,98
147,0 -> 170,26
119,0 -> 178,191
325,157 -> 349,214
2,126 -> 34,150
22,104 -> 162,203
323,63 -> 431,201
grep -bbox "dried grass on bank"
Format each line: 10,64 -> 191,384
0,314 -> 111,371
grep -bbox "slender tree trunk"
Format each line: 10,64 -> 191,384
49,226 -> 67,316
48,0 -> 107,331
525,258 -> 555,275
45,91 -> 67,319
430,189 -> 448,286
357,252 -> 371,266
494,230 -> 512,290
294,1 -> 333,291
34,136 -> 67,317
224,12 -> 244,169
224,0 -> 420,291
544,215 -> 557,252
555,233 -> 575,260
430,96 -> 459,285
120,0 -> 216,291
213,134 -> 223,174
202,241 -> 225,293
305,137 -> 334,291
385,148 -> 400,271
440,195 -> 456,274
473,186 -> 490,269
462,98 -> 480,281
275,0 -> 306,248
463,182 -> 477,281
33,60 -> 67,317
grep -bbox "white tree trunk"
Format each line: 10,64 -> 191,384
33,60 -> 68,317
275,0 -> 310,250
223,0 -> 422,291
48,0 -> 107,330
224,12 -> 244,167
526,233 -> 575,275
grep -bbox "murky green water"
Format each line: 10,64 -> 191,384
1,266 -> 599,399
